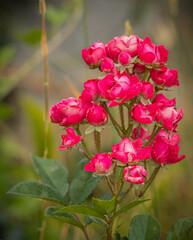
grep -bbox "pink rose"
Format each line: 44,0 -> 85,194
130,103 -> 158,124
59,128 -> 82,151
118,52 -> 131,65
80,79 -> 99,102
98,72 -> 142,107
153,94 -> 183,132
86,103 -> 108,126
84,153 -> 112,174
140,81 -> 155,99
49,97 -> 92,126
101,57 -> 114,73
150,67 -> 179,87
138,37 -> 168,65
112,138 -> 152,163
131,127 -> 150,141
106,35 -> 140,60
124,165 -> 147,184
133,63 -> 146,74
82,41 -> 106,67
151,129 -> 185,166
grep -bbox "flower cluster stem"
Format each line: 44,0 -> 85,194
94,130 -> 101,153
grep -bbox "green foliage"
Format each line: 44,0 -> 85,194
0,45 -> 16,69
0,77 -> 17,100
0,103 -> 14,120
19,29 -> 41,46
112,200 -> 149,219
45,206 -> 84,229
31,154 -> 69,196
115,233 -> 128,240
165,217 -> 193,240
84,216 -> 107,227
8,181 -> 67,205
46,4 -> 69,26
92,196 -> 116,215
128,214 -> 161,240
69,158 -> 101,205
55,205 -> 106,220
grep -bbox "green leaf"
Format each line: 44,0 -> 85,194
45,206 -> 84,229
70,158 -> 101,205
92,197 -> 116,215
84,216 -> 107,227
0,45 -> 16,69
19,29 -> 41,46
46,5 -> 68,25
128,214 -> 161,240
31,154 -> 69,196
55,205 -> 106,220
165,217 -> 193,240
8,181 -> 68,205
112,200 -> 149,219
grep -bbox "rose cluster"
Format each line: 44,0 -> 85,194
49,34 -> 185,185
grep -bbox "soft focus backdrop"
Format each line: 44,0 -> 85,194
0,0 -> 193,239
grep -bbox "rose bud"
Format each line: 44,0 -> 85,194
124,165 -> 147,184
86,103 -> 108,126
80,79 -> 99,102
59,128 -> 82,151
130,103 -> 158,124
133,63 -> 146,74
138,37 -> 168,65
118,52 -> 131,65
151,129 -> 185,166
98,72 -> 141,107
84,153 -> 112,174
101,57 -> 114,73
140,81 -> 155,99
150,66 -> 179,87
49,97 -> 92,126
131,127 -> 150,141
82,41 -> 106,67
112,138 -> 152,163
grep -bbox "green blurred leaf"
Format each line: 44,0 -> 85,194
69,158 -> 101,205
84,216 -> 107,227
0,103 -> 14,120
165,217 -> 193,240
8,181 -> 68,205
45,206 -> 84,229
112,200 -> 149,219
31,154 -> 69,196
19,29 -> 41,46
92,197 -> 116,215
0,78 -> 17,100
0,45 -> 16,69
55,205 -> 106,220
128,214 -> 161,240
115,233 -> 128,240
46,5 -> 69,25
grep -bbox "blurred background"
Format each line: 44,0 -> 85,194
0,0 -> 193,239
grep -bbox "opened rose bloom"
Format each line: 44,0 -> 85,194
131,127 -> 150,141
82,41 -> 106,67
80,79 -> 99,102
112,138 -> 152,163
151,129 -> 185,166
86,103 -> 108,126
130,103 -> 158,124
84,153 -> 112,174
140,81 -> 155,99
59,128 -> 82,151
153,94 -> 183,132
150,66 -> 179,87
124,165 -> 147,184
98,72 -> 141,107
49,97 -> 92,126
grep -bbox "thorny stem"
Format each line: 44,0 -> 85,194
74,214 -> 90,240
77,146 -> 91,160
113,163 -> 117,195
105,177 -> 114,196
94,130 -> 101,153
76,126 -> 93,159
118,184 -> 133,202
119,105 -> 125,132
102,102 -> 123,138
138,166 -> 161,197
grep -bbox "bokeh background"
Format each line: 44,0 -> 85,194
0,0 -> 193,239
